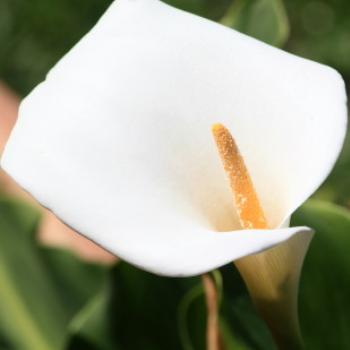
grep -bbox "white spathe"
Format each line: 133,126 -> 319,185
1,0 -> 347,276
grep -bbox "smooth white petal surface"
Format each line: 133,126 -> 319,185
1,0 -> 346,276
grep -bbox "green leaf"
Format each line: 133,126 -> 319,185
67,263 -> 204,350
0,197 -> 108,350
0,0 -> 291,95
64,250 -> 285,350
292,200 -> 350,349
67,279 -> 118,350
284,0 -> 350,76
0,196 -> 40,237
67,261 -> 280,350
162,0 -> 232,21
221,0 -> 290,47
315,127 -> 350,207
178,282 -> 207,350
0,198 -> 65,350
220,265 -> 276,350
0,0 -> 112,95
40,247 -> 108,316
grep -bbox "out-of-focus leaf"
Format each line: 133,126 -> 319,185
315,128 -> 350,207
0,196 -> 40,236
163,0 -> 232,20
67,280 -> 118,350
220,0 -> 290,47
108,264 -> 198,350
67,263 -> 204,350
0,0 -> 291,95
220,265 -> 276,350
177,283 -> 206,350
0,198 -> 66,350
0,0 -> 234,96
292,200 -> 350,349
0,0 -> 112,95
68,261 -> 279,350
284,0 -> 350,76
40,248 -> 108,316
0,0 -> 230,96
0,197 -> 108,350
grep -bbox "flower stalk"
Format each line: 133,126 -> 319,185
202,273 -> 221,350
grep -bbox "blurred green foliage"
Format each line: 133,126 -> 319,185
221,0 -> 290,47
285,0 -> 350,79
294,201 -> 350,350
1,195 -> 350,350
0,198 -> 108,349
0,0 -> 111,95
1,0 -> 350,95
0,0 -> 349,349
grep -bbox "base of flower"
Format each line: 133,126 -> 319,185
235,232 -> 314,350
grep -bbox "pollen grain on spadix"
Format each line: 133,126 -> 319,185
212,123 -> 268,230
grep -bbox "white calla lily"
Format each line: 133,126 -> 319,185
1,0 -> 347,277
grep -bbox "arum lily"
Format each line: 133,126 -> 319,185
1,0 -> 347,283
